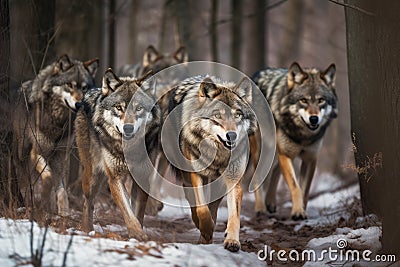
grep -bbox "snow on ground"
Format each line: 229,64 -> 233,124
0,173 -> 387,266
0,218 -> 261,267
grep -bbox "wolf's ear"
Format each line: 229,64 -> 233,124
143,45 -> 160,68
199,77 -> 219,99
174,46 -> 188,63
320,63 -> 336,87
54,54 -> 74,74
234,77 -> 252,103
136,70 -> 153,86
287,62 -> 308,90
84,58 -> 99,78
102,68 -> 122,96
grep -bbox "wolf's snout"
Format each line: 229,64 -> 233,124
309,116 -> 319,125
123,124 -> 135,138
226,131 -> 237,142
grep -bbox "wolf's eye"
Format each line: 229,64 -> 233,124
299,98 -> 307,104
115,105 -> 123,111
136,106 -> 143,111
234,111 -> 243,119
214,113 -> 221,119
81,83 -> 88,91
318,98 -> 326,104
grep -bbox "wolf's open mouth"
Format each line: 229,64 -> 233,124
217,135 -> 236,150
64,99 -> 76,111
116,125 -> 122,134
301,117 -> 319,131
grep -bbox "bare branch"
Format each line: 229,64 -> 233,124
328,0 -> 375,16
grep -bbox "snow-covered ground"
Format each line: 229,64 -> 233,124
0,218 -> 261,267
0,173 -> 389,266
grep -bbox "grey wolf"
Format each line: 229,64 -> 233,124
159,75 -> 257,252
252,62 -> 338,220
13,55 -> 98,216
75,69 -> 160,241
119,45 -> 188,78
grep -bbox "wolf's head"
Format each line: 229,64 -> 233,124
186,76 -> 256,151
141,45 -> 188,75
286,62 -> 338,131
42,55 -> 98,111
98,69 -> 157,140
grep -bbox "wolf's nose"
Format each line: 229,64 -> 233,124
123,124 -> 135,136
226,131 -> 237,142
309,116 -> 319,125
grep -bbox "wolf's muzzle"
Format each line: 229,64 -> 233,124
309,116 -> 319,126
123,124 -> 135,139
226,131 -> 237,142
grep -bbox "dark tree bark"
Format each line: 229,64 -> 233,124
159,0 -> 173,51
35,0 -> 56,68
346,0 -> 400,256
55,0 -> 103,83
245,0 -> 267,75
0,0 -> 22,208
277,0 -> 303,66
210,0 -> 219,62
108,0 -> 116,69
231,0 -> 243,69
128,0 -> 140,61
171,0 -> 202,60
9,0 -> 56,88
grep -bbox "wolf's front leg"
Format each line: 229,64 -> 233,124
224,180 -> 242,252
131,178 -> 149,226
277,152 -> 306,220
185,172 -> 214,244
106,169 -> 148,241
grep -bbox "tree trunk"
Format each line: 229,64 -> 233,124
108,0 -> 116,69
210,0 -> 219,62
345,0 -> 400,256
0,0 -> 22,208
55,0 -> 103,82
277,0 -> 303,66
172,0 -> 191,48
244,0 -> 267,75
9,0 -> 55,88
231,0 -> 243,69
128,0 -> 140,61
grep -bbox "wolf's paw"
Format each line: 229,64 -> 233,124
198,235 -> 213,244
198,220 -> 214,243
291,209 -> 307,220
198,210 -> 214,243
129,229 -> 148,242
266,204 -> 276,214
224,238 -> 241,252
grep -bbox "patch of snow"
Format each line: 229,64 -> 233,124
0,218 -> 263,267
303,227 -> 386,267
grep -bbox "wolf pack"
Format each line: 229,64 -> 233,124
13,45 -> 338,252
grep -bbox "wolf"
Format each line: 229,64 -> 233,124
13,55 -> 98,216
119,45 -> 188,78
75,69 -> 160,241
159,75 -> 257,252
252,62 -> 338,220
